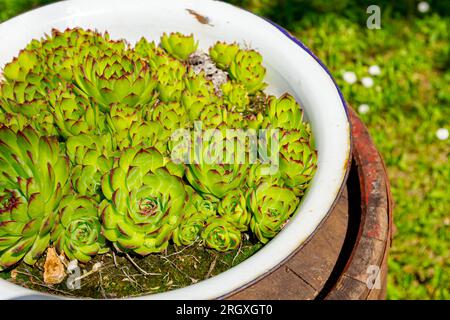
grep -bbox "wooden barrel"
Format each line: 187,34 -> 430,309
226,107 -> 394,300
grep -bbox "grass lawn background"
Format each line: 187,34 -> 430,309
0,0 -> 448,299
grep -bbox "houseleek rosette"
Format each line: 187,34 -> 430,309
160,32 -> 198,61
134,37 -> 158,61
218,190 -> 250,231
186,128 -> 249,198
52,195 -> 108,263
182,71 -> 217,120
279,126 -> 318,196
209,42 -> 240,70
26,28 -> 124,85
74,50 -> 158,109
172,188 -> 216,246
155,58 -> 186,103
267,94 -> 303,130
150,101 -> 189,140
0,127 -> 69,269
0,71 -> 57,136
229,50 -> 267,93
48,85 -> 106,138
99,147 -> 186,255
66,134 -> 115,200
201,217 -> 241,252
248,181 -> 299,243
221,82 -> 249,113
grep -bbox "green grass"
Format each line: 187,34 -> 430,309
289,11 -> 449,300
0,0 -> 448,300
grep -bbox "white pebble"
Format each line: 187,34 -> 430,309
368,65 -> 381,76
358,104 -> 370,114
418,1 -> 430,13
436,128 -> 449,140
361,77 -> 374,88
67,260 -> 79,272
343,71 -> 357,84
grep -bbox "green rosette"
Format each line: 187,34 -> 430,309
248,181 -> 299,244
229,50 -> 267,93
52,195 -> 108,263
66,134 -> 115,201
279,127 -> 318,196
0,127 -> 69,270
48,85 -> 106,138
160,32 -> 198,61
99,147 -> 186,255
73,50 -> 158,109
209,41 -> 240,70
201,217 -> 241,252
218,190 -> 250,231
155,58 -> 186,103
267,93 -> 303,130
186,128 -> 249,199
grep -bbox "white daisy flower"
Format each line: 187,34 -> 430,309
361,77 -> 374,88
418,1 -> 430,13
436,128 -> 449,140
343,71 -> 357,84
358,104 -> 370,114
369,65 -> 381,76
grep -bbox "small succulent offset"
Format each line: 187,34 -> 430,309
52,195 -> 108,263
0,28 -> 317,271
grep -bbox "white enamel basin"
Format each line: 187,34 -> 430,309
0,0 -> 351,300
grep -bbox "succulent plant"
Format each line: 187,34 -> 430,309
195,195 -> 219,219
48,85 -> 106,138
221,82 -> 249,113
0,127 -> 69,269
201,217 -> 241,252
172,186 -> 219,246
74,50 -> 158,109
218,190 -> 250,231
173,214 -> 205,247
27,28 -> 123,84
149,101 -> 189,140
1,50 -> 41,83
247,161 -> 283,189
229,50 -> 267,93
52,195 -> 108,263
209,41 -> 240,70
198,104 -> 226,129
155,58 -> 186,103
0,111 -> 30,133
267,93 -> 303,130
134,37 -> 158,61
182,70 -> 217,120
160,32 -> 198,61
248,181 -> 299,243
0,75 -> 58,136
186,129 -> 249,198
66,134 -> 115,200
279,126 -> 318,196
100,147 -> 186,255
0,27 -> 319,263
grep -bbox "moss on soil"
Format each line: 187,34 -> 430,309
2,239 -> 262,299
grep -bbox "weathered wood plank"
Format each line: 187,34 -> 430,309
228,266 -> 317,300
286,188 -> 348,291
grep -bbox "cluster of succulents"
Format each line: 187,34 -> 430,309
0,28 -> 317,271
